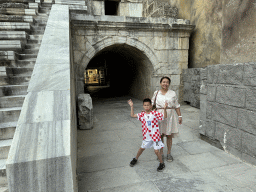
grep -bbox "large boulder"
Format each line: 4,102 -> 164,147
78,93 -> 93,130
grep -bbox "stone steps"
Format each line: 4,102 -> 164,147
0,1 -> 52,189
0,31 -> 28,41
19,53 -> 37,60
0,139 -> 12,159
27,39 -> 42,44
0,76 -> 30,85
25,43 -> 40,49
0,22 -> 31,32
31,25 -> 45,31
6,67 -> 33,76
29,34 -> 43,40
14,59 -> 36,67
0,15 -> 34,23
0,95 -> 25,108
0,85 -> 28,97
0,8 -> 37,16
0,40 -> 24,52
0,159 -> 7,187
23,48 -> 39,54
0,107 -> 21,123
0,122 -> 16,140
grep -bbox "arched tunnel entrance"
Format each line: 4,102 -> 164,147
84,44 -> 154,100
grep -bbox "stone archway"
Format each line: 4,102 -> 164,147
82,36 -> 158,70
82,37 -> 157,100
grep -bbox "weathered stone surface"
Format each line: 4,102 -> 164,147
199,94 -> 206,120
200,80 -> 207,95
245,88 -> 256,111
200,68 -> 207,80
242,132 -> 256,157
237,109 -> 256,136
207,65 -> 219,84
221,0 -> 256,64
217,64 -> 244,85
199,120 -> 206,135
212,103 -> 238,128
207,85 -> 216,102
215,122 -> 242,151
78,94 -> 93,130
216,85 -> 246,107
205,120 -> 216,139
243,63 -> 256,87
6,4 -> 77,192
206,101 -> 212,120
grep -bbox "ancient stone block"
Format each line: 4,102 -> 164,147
200,68 -> 207,80
199,94 -> 206,120
190,94 -> 200,109
205,120 -> 216,139
237,109 -> 256,136
200,80 -> 207,95
242,132 -> 256,157
212,103 -> 238,128
207,85 -> 216,102
78,93 -> 93,130
216,85 -> 246,107
206,101 -> 212,119
245,88 -> 256,112
207,65 -> 219,84
183,82 -> 191,102
215,122 -> 242,151
217,64 -> 244,85
243,63 -> 256,87
242,153 -> 256,166
199,120 -> 206,135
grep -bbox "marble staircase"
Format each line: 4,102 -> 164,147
0,1 -> 52,189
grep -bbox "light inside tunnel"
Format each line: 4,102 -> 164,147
84,44 -> 154,100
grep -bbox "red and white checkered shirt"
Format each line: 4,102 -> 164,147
137,111 -> 164,142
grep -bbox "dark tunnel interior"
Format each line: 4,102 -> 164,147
84,44 -> 154,100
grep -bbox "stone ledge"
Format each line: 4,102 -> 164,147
6,4 -> 77,192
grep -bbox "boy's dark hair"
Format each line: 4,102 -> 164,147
143,98 -> 152,104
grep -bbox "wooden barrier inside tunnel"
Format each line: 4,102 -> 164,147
84,44 -> 154,100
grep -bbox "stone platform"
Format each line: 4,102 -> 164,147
77,95 -> 256,192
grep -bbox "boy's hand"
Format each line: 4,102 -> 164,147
164,102 -> 168,109
128,99 -> 133,107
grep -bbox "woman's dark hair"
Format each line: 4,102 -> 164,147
160,76 -> 171,84
143,98 -> 152,104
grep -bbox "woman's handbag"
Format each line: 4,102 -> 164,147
152,90 -> 159,110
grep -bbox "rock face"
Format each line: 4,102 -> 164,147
78,94 -> 93,130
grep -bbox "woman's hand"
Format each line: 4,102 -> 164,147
127,99 -> 133,107
178,117 -> 182,124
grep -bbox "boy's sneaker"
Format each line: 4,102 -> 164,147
157,163 -> 165,172
130,158 -> 137,167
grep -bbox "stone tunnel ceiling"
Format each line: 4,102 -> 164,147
85,44 -> 154,100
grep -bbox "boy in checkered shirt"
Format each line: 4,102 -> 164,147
128,98 -> 167,172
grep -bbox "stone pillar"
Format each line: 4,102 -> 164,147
78,93 -> 93,130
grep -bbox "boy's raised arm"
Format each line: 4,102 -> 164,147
128,99 -> 137,118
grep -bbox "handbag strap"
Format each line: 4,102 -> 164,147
154,90 -> 159,106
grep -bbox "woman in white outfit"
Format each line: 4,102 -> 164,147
151,77 -> 182,162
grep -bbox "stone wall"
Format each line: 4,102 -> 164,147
183,68 -> 205,108
86,0 -> 143,17
200,62 -> 256,166
71,15 -> 194,101
142,0 -> 178,18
